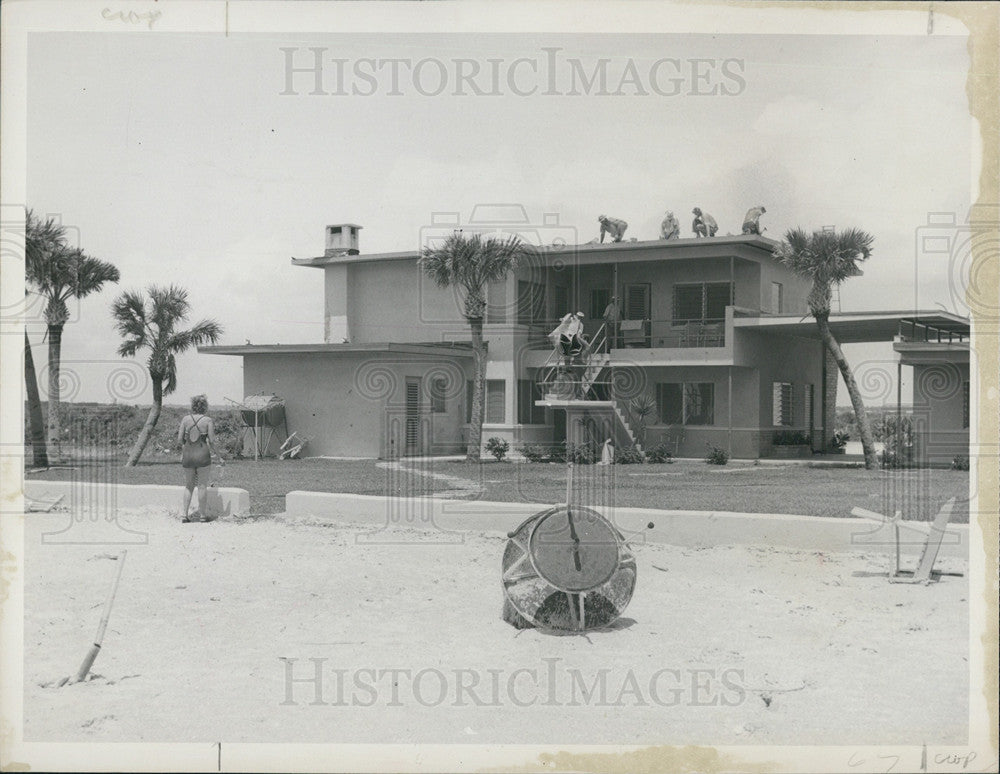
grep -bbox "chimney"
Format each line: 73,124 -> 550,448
325,224 -> 362,256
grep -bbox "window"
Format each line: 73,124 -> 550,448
672,282 -> 733,324
673,286 -> 703,322
466,379 -> 506,423
590,288 -> 610,320
684,383 -> 715,425
963,381 -> 970,429
772,382 -> 793,426
771,282 -> 783,314
804,384 -> 814,431
486,281 -> 507,324
486,380 -> 506,424
553,285 -> 569,319
429,377 -> 447,413
705,283 -> 732,320
517,379 -> 546,424
657,383 -> 715,426
517,281 -> 545,326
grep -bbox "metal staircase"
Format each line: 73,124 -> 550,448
534,323 -> 642,450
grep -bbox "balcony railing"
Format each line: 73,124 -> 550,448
526,318 -> 726,348
897,320 -> 967,344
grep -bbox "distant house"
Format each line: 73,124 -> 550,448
201,221 -> 970,465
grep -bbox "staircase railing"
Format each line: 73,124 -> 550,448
536,323 -> 608,398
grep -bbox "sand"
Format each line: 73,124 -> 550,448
22,506 -> 969,746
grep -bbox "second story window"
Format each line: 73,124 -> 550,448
771,282 -> 783,314
590,288 -> 610,320
517,281 -> 545,326
672,282 -> 733,325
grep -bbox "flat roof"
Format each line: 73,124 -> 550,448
291,234 -> 782,268
199,341 -> 474,357
733,310 -> 970,343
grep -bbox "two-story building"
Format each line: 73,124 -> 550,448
201,217 -> 970,465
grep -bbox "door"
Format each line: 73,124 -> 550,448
623,283 -> 651,347
405,377 -> 421,455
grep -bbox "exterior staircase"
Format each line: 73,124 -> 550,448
534,322 -> 644,452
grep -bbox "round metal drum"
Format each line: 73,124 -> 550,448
501,506 -> 637,631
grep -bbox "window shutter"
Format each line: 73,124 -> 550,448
486,380 -> 506,424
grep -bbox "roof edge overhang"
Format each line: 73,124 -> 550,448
199,342 -> 475,357
291,234 -> 782,268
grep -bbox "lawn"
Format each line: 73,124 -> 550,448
26,456 -> 971,522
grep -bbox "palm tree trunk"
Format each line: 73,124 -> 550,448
125,375 -> 162,467
45,323 -> 63,461
24,331 -> 49,468
815,313 -> 877,469
467,319 -> 486,462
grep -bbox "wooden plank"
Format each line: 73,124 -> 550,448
910,498 -> 956,583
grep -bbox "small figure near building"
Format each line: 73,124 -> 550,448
602,295 -> 620,349
660,211 -> 680,240
692,207 -> 718,238
742,206 -> 767,235
598,215 -> 628,243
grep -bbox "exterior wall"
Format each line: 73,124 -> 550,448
323,264 -> 350,343
758,258 -> 811,315
628,365 -> 759,458
733,329 -> 825,455
345,260 -> 466,344
911,362 -> 970,466
243,352 -> 472,458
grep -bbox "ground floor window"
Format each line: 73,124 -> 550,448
772,382 -> 793,426
656,382 -> 715,425
804,383 -> 814,431
963,380 -> 970,429
517,379 -> 546,424
429,377 -> 447,413
468,379 -> 506,424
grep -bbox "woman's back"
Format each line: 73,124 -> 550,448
183,414 -> 211,444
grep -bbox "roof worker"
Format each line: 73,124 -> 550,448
598,215 -> 628,243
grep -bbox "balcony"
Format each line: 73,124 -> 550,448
525,317 -> 726,349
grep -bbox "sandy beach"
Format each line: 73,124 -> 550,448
23,506 -> 969,746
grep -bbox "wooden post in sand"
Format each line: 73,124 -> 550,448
60,550 -> 127,686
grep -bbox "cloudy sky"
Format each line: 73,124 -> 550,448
24,24 -> 973,406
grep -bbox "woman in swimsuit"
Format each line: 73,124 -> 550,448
178,394 -> 218,522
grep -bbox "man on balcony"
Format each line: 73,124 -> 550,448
602,295 -> 620,349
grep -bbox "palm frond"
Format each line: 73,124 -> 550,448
419,231 -> 526,320
166,319 -> 224,353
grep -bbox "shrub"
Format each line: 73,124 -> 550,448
565,441 -> 597,465
485,437 -> 509,462
772,430 -> 812,446
705,445 -> 729,465
520,444 -> 549,463
951,455 -> 970,471
879,415 -> 914,468
614,446 -> 645,465
645,442 -> 675,464
548,443 -> 567,463
828,430 -> 849,452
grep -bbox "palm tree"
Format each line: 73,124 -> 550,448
24,209 -> 120,461
774,228 -> 878,469
111,285 -> 223,466
419,232 -> 527,462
